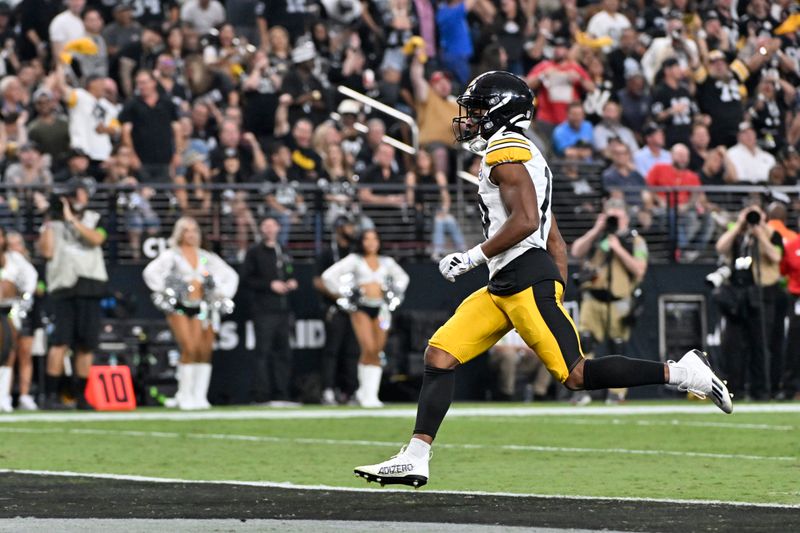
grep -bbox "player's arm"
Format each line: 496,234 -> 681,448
480,162 -> 540,258
546,214 -> 568,284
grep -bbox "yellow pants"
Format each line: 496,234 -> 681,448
429,281 -> 584,383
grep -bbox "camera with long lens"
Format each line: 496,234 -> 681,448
745,210 -> 761,225
572,265 -> 599,286
48,193 -> 67,220
605,215 -> 619,234
705,265 -> 732,288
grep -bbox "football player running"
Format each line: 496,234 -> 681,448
354,71 -> 732,489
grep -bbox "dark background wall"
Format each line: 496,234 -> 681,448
107,262 -> 718,404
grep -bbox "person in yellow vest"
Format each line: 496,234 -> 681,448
570,198 -> 648,405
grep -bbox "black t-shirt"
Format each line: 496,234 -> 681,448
210,143 -> 256,179
280,70 -> 328,126
651,83 -> 696,147
118,95 -> 179,166
241,242 -> 294,313
696,76 -> 744,147
748,88 -> 789,153
279,134 -> 324,182
131,0 -> 177,26
607,50 -> 643,91
243,79 -> 279,140
255,0 -> 308,45
315,243 -> 351,304
359,164 -> 404,196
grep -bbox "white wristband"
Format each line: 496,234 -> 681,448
467,244 -> 488,266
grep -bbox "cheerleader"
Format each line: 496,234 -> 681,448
0,228 -> 38,412
322,229 -> 409,407
143,217 -> 239,410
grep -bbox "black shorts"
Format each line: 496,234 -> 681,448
357,305 -> 381,319
49,296 -> 102,352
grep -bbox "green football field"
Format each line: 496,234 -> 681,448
1,402 -> 798,506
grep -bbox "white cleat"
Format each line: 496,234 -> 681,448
354,446 -> 430,488
17,394 -> 38,411
669,349 -> 733,414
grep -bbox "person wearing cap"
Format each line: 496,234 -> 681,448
409,46 -> 459,174
102,4 -> 141,57
725,122 -> 776,183
641,13 -> 699,85
54,64 -> 119,178
53,148 -> 91,183
633,122 -> 671,177
38,177 -> 108,410
280,41 -> 328,126
336,99 -> 365,158
616,65 -> 651,132
526,36 -> 595,134
180,0 -> 226,35
27,88 -> 70,166
650,56 -> 698,147
570,197 -> 649,405
313,216 -> 360,405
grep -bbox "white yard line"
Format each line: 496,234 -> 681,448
0,426 -> 794,462
1,403 -> 800,424
1,468 -> 798,509
532,418 -> 795,431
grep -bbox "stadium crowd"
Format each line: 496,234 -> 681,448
0,0 -> 799,409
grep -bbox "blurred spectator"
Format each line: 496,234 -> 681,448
651,57 -> 698,147
586,0 -> 631,50
154,54 -> 190,108
185,54 -> 236,108
266,26 -> 292,74
726,122 -> 776,183
227,0 -> 260,47
688,123 -> 712,172
634,122 -> 671,177
636,0 -> 670,38
275,111 -> 325,182
582,55 -> 615,125
593,101 -> 638,159
56,67 -> 119,178
53,148 -> 90,183
489,330 -> 552,402
130,0 -> 177,26
321,142 -> 357,226
215,153 -> 257,261
4,142 -> 52,189
436,0 -> 495,84
695,50 -> 748,148
781,146 -> 800,186
747,71 -> 797,154
17,0 -> 60,62
174,153 -> 213,219
405,148 -> 464,260
241,50 -> 282,143
117,24 -> 164,98
355,118 -> 387,174
552,102 -> 593,156
242,217 -> 299,405
119,69 -> 180,183
122,179 -> 160,261
102,4 -> 141,58
256,0 -> 309,47
640,14 -> 698,85
281,41 -> 328,126
49,0 -> 85,60
616,67 -> 650,132
263,142 -> 305,247
76,7 -> 109,79
336,99 -> 364,162
210,119 -> 266,179
646,144 -> 715,259
26,88 -> 70,168
607,28 -> 644,90
359,143 -> 405,209
409,49 -> 457,174
527,37 -> 594,138
601,138 -> 645,209
181,0 -> 226,35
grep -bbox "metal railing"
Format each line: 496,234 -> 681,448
336,85 -> 419,155
3,176 -> 795,266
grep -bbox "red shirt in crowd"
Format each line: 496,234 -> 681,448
645,164 -> 701,206
527,60 -> 591,125
781,235 -> 800,296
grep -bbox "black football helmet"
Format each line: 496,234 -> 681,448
452,71 -> 534,150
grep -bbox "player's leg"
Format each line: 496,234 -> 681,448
354,287 -> 511,487
506,280 -> 732,413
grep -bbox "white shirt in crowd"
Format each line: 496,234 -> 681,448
180,0 -> 227,34
725,143 -> 776,183
586,10 -> 631,49
49,9 -> 85,48
66,88 -> 119,161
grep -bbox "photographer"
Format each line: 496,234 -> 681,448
38,178 -> 108,410
714,204 -> 783,401
570,198 -> 648,404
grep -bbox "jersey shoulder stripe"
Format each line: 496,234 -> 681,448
485,131 -> 532,167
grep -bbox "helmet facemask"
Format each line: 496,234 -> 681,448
452,96 -> 494,152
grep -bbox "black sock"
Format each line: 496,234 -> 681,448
413,365 -> 455,439
583,356 -> 666,390
45,374 -> 61,396
76,377 -> 88,399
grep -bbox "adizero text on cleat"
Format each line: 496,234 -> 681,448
354,445 -> 430,488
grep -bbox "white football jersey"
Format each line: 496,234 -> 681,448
477,129 -> 553,279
